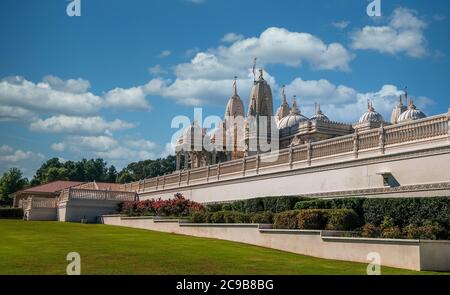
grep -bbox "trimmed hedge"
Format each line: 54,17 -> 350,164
295,197 -> 450,230
207,196 -> 311,213
190,211 -> 273,224
294,198 -> 365,220
362,197 -> 450,228
273,209 -> 360,230
0,208 -> 23,219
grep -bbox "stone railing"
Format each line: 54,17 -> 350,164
58,188 -> 137,203
121,113 -> 449,193
22,197 -> 57,209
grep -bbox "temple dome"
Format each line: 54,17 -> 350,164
277,97 -> 308,129
358,102 -> 384,124
176,122 -> 208,150
390,94 -> 407,124
225,77 -> 245,119
247,69 -> 273,117
397,100 -> 426,123
310,104 -> 330,122
275,86 -> 290,122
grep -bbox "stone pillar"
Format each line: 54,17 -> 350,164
175,152 -> 181,171
306,140 -> 312,166
256,152 -> 260,174
379,123 -> 385,154
184,151 -> 189,170
353,129 -> 359,159
289,144 -> 293,169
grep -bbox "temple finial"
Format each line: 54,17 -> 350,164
233,76 -> 238,96
282,85 -> 287,103
258,68 -> 264,80
252,58 -> 257,82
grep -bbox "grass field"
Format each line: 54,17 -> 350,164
0,220 -> 444,275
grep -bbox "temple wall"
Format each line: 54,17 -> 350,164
101,215 -> 450,271
139,143 -> 450,203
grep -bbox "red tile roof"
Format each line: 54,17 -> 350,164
19,181 -> 84,194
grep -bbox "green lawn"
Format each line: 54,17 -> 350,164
0,220 -> 444,275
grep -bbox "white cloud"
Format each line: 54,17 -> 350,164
0,105 -> 38,122
0,76 -> 104,116
124,139 -> 157,151
221,32 -> 244,43
175,27 -> 353,81
0,146 -> 45,178
42,75 -> 91,94
148,64 -> 167,76
60,135 -> 118,152
104,86 -> 151,111
29,115 -> 135,135
351,7 -> 427,58
144,69 -> 277,106
158,50 -> 172,58
0,145 -> 14,154
284,77 -> 431,123
332,21 -> 350,30
51,142 -> 65,152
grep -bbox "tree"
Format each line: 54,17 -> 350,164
116,170 -> 134,184
106,165 -> 118,183
0,168 -> 29,207
45,167 -> 69,182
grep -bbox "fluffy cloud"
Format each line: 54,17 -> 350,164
0,145 -> 46,177
351,8 -> 427,58
144,70 -> 277,106
176,27 -> 353,81
0,105 -> 38,122
42,75 -> 91,94
332,21 -> 350,30
29,115 -> 135,135
148,64 -> 168,76
56,135 -> 118,152
284,78 -> 431,123
158,50 -> 172,58
221,32 -> 244,43
104,86 -> 152,111
0,75 -> 153,122
0,76 -> 104,116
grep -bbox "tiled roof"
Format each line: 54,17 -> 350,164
18,181 -> 84,194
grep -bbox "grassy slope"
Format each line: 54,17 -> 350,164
0,220 -> 443,275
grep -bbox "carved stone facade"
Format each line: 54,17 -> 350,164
174,69 -> 429,170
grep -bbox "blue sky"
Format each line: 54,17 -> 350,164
0,0 -> 449,178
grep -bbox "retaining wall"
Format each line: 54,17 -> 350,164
101,215 -> 450,272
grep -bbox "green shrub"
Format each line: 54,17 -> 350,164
295,198 -> 365,220
361,223 -> 381,238
223,211 -> 251,223
250,211 -> 274,224
381,226 -> 403,239
273,210 -> 301,229
205,203 -> 223,212
403,222 -> 448,240
298,209 -> 328,230
0,208 -> 23,219
190,212 -> 212,223
210,211 -> 226,223
326,209 -> 360,231
363,197 -> 450,228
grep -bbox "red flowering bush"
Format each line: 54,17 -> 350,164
119,193 -> 204,217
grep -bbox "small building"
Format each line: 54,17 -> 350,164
12,180 -> 84,208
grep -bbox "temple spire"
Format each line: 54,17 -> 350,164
281,85 -> 287,104
291,95 -> 300,115
233,76 -> 238,96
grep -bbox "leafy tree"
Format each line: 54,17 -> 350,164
117,170 -> 134,184
0,168 -> 29,207
106,165 -> 118,183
